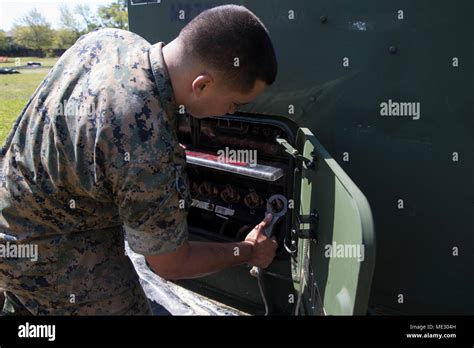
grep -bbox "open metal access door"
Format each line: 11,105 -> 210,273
291,128 -> 375,315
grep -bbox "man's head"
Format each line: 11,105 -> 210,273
162,5 -> 277,118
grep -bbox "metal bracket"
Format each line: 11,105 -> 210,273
295,211 -> 319,240
276,138 -> 317,169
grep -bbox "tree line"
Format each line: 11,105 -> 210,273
0,0 -> 128,57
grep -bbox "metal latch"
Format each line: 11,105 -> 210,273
276,138 -> 317,169
295,211 -> 319,240
130,0 -> 160,5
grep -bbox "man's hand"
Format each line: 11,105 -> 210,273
244,213 -> 278,268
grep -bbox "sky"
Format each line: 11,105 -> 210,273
0,0 -> 115,32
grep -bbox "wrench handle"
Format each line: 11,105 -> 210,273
263,225 -> 274,238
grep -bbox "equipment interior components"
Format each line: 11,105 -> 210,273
179,114 -> 295,252
176,113 -> 298,315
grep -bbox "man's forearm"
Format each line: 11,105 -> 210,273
178,241 -> 253,279
146,214 -> 275,280
147,241 -> 253,280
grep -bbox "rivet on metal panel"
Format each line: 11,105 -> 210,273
389,46 -> 398,54
320,16 -> 328,23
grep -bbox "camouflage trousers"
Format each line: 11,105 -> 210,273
1,289 -> 153,316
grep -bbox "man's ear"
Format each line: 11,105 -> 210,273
192,75 -> 213,96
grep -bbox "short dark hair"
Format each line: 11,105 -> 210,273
179,5 -> 278,93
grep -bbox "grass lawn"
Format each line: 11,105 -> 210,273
0,57 -> 58,144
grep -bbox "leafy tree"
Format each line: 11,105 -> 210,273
75,4 -> 100,32
53,29 -> 78,49
59,4 -> 83,36
0,30 -> 8,50
12,8 -> 53,51
98,0 -> 128,30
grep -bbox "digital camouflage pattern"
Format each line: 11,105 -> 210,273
0,28 -> 192,315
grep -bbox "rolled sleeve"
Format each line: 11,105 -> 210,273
124,218 -> 188,256
116,161 -> 192,256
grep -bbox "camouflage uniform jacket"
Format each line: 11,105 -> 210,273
0,28 -> 191,315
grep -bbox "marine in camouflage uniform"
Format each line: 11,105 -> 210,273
0,28 -> 192,315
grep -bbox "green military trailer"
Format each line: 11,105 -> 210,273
127,0 -> 473,315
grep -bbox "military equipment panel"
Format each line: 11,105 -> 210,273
128,0 -> 474,315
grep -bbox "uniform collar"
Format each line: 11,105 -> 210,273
148,42 -> 178,129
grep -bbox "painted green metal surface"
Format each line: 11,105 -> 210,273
128,0 -> 474,314
292,128 -> 375,315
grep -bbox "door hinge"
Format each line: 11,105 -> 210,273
295,211 -> 319,241
276,138 -> 317,169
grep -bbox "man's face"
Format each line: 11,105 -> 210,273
184,76 -> 267,118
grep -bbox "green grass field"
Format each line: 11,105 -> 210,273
0,57 -> 58,144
